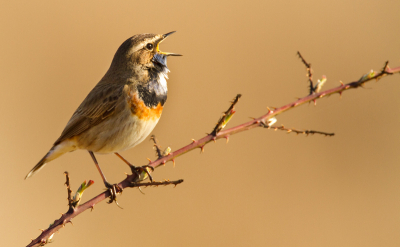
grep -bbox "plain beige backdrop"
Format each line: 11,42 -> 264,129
1,1 -> 399,246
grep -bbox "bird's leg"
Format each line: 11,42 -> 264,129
115,153 -> 154,182
88,151 -> 122,205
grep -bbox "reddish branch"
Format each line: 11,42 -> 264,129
27,61 -> 400,247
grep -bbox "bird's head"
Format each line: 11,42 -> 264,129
108,31 -> 181,79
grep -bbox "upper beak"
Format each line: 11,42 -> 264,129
156,31 -> 182,56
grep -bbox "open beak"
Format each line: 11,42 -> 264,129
156,31 -> 182,57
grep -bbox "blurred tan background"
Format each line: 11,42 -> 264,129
1,0 -> 399,246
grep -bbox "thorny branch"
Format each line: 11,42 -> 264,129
297,51 -> 314,94
211,94 -> 242,135
27,58 -> 400,247
150,135 -> 163,159
262,124 -> 335,136
64,172 -> 73,209
131,179 -> 184,188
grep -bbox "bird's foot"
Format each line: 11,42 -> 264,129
104,182 -> 123,208
129,165 -> 155,182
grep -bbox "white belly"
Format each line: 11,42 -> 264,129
75,111 -> 160,154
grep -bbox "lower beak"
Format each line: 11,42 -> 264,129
156,31 -> 182,57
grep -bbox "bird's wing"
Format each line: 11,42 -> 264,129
54,82 -> 127,145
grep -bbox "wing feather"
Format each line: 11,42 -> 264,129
54,82 -> 126,145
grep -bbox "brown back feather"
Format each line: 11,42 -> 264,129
54,82 -> 127,145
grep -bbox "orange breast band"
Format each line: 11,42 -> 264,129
129,92 -> 163,120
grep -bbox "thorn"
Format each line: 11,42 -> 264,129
67,220 -> 73,226
340,80 -> 344,86
225,135 -> 230,143
345,85 -> 350,89
200,145 -> 205,153
172,159 -> 176,167
39,229 -> 44,232
162,160 -> 166,166
287,129 -> 292,133
147,158 -> 152,163
138,187 -> 145,194
267,107 -> 273,114
339,91 -> 342,98
212,137 -> 217,143
313,99 -> 317,106
91,205 -> 95,211
191,139 -> 197,143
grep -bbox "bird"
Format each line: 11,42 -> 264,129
25,31 -> 181,202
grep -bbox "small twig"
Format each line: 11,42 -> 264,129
297,51 -> 314,95
130,179 -> 184,188
150,135 -> 163,159
211,94 -> 242,135
382,61 -> 390,74
262,123 -> 334,136
64,172 -> 73,209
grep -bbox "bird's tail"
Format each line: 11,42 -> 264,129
25,141 -> 76,179
25,153 -> 49,179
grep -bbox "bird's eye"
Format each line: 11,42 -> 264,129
146,43 -> 154,50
